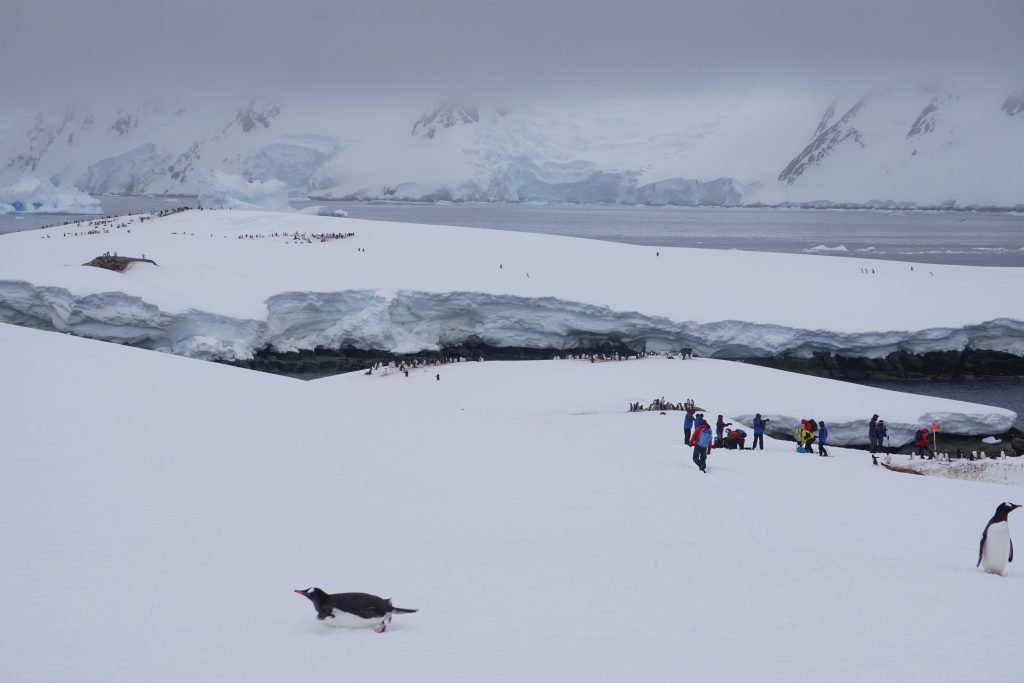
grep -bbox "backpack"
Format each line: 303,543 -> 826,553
697,428 -> 713,448
808,419 -> 818,432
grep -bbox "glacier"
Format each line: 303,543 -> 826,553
196,170 -> 293,211
3,83 -> 1023,208
0,177 -> 102,214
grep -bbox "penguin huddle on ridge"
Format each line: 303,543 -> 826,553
978,502 -> 1021,576
294,587 -> 417,633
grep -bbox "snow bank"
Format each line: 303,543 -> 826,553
0,176 -> 102,214
196,170 -> 292,211
884,454 -> 1024,486
2,322 -> 1023,682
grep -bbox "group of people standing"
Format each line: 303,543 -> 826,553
794,419 -> 830,456
682,409 -> 947,472
684,408 -> 769,472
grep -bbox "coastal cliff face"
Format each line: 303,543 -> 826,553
226,341 -> 1024,382
743,348 -> 1024,380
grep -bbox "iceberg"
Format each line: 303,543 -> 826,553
298,205 -> 348,217
196,170 -> 292,212
0,177 -> 102,215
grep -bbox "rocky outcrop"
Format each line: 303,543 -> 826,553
907,90 -> 957,140
411,104 -> 479,138
229,102 -> 281,133
1003,92 -> 1024,117
779,96 -> 871,184
744,348 -> 1024,380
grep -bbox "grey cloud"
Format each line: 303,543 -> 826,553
3,0 -> 1022,106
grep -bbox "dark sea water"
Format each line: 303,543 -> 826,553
291,200 -> 1024,267
849,378 -> 1024,431
2,196 -> 1022,420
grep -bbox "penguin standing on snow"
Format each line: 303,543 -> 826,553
294,587 -> 417,632
977,502 -> 1022,576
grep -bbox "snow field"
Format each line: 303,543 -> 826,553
1,323 -> 1021,682
1,210 -> 1024,363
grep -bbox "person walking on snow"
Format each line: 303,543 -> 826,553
869,414 -> 879,453
691,421 -> 713,473
752,413 -> 767,450
817,421 -> 830,457
683,408 -> 695,445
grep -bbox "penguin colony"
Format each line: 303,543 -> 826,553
294,587 -> 417,633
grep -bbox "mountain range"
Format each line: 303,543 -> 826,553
2,85 -> 1022,208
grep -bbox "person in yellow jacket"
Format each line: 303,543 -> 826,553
795,423 -> 816,454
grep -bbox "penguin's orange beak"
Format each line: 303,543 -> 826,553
1013,504 -> 1022,511
293,589 -> 307,595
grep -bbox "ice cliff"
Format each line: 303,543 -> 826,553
2,282 -> 1023,364
196,170 -> 292,211
0,177 -> 102,214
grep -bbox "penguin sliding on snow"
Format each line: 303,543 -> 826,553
977,502 -> 1022,576
294,587 -> 417,632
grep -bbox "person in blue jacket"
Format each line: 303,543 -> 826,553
874,419 -> 888,454
716,414 -> 731,440
683,408 -> 695,445
752,413 -> 766,450
869,414 -> 879,453
817,420 -> 830,457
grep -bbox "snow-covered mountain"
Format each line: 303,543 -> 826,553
2,84 -> 1022,207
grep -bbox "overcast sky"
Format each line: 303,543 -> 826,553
4,0 -> 1022,105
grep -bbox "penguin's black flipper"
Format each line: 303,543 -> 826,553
1010,538 -> 1014,563
978,528 -> 988,567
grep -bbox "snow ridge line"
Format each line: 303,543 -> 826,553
1,280 -> 1023,363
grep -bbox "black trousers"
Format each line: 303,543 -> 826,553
684,427 -> 692,445
752,433 -> 764,449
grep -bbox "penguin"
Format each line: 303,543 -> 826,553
977,502 -> 1022,576
294,587 -> 417,633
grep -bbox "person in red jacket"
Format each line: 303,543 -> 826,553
914,427 -> 932,459
690,421 -> 714,473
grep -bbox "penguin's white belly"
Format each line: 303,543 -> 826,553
982,522 -> 1012,574
324,608 -> 386,629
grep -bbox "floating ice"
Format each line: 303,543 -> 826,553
298,205 -> 349,217
805,244 -> 850,253
0,177 -> 102,215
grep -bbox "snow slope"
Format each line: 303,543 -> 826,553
1,209 -> 1023,364
1,322 -> 1021,682
1,85 -> 1022,207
